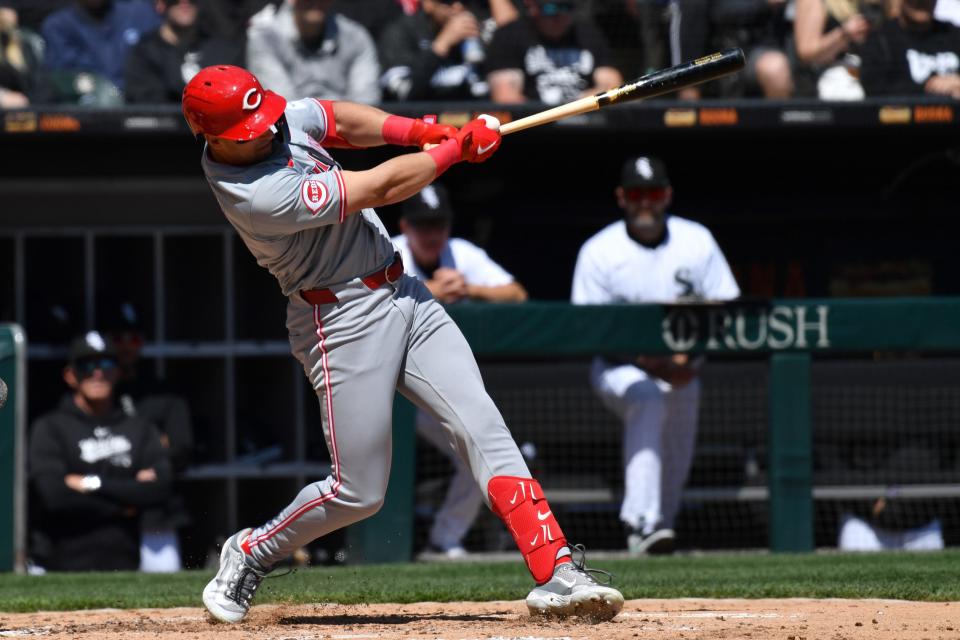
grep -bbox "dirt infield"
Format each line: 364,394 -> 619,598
1,599 -> 957,639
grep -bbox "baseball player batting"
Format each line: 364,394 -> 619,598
182,65 -> 623,624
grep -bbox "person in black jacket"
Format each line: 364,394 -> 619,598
124,0 -> 242,104
379,0 -> 519,101
485,0 -> 624,104
858,0 -> 960,98
28,331 -> 172,572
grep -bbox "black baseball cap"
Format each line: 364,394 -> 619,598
402,184 -> 453,226
68,331 -> 117,367
620,156 -> 670,188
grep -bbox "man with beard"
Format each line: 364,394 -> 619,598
571,156 -> 739,555
125,0 -> 242,103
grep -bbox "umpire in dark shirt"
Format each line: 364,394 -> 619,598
28,331 -> 172,572
124,0 -> 242,103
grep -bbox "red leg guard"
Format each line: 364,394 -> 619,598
488,476 -> 567,584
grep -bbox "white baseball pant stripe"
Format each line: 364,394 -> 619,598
246,274 -> 529,568
591,360 -> 700,534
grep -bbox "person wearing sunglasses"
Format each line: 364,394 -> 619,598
485,0 -> 623,104
571,156 -> 740,556
27,331 -> 173,572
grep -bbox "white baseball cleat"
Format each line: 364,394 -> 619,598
202,528 -> 269,623
526,545 -> 624,622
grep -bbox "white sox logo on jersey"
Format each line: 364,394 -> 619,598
301,179 -> 330,215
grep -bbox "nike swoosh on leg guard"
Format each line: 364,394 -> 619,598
489,476 -> 567,584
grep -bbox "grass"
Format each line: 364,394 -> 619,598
1,550 -> 959,613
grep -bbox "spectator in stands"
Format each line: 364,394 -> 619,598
28,331 -> 172,572
246,0 -> 381,103
858,0 -> 960,98
392,184 -> 527,558
485,0 -> 624,104
40,0 -> 161,101
124,0 -> 242,104
571,156 -> 739,555
107,302 -> 194,572
794,0 -> 886,99
379,0 -> 519,101
0,1 -> 44,108
668,0 -> 794,99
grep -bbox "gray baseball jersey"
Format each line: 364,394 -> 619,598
200,99 -> 530,568
202,98 -> 395,296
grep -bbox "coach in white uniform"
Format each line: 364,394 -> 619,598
571,156 -> 740,555
393,183 -> 527,557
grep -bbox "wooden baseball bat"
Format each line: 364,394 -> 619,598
499,48 -> 746,136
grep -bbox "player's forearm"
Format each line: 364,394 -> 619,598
329,101 -> 392,147
467,282 -> 528,303
341,151 -> 445,213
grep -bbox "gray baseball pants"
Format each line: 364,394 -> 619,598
245,273 -> 530,567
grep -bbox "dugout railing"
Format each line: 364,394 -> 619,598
357,298 -> 960,562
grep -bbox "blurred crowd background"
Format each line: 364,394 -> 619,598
2,0 -> 959,110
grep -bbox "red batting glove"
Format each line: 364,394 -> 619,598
456,118 -> 501,163
382,115 -> 457,147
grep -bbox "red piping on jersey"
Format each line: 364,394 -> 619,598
248,306 -> 341,549
334,170 -> 347,223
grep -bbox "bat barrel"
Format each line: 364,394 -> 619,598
597,48 -> 746,106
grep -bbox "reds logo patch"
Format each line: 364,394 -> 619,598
301,179 -> 330,215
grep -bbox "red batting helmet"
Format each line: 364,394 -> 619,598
182,65 -> 287,140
